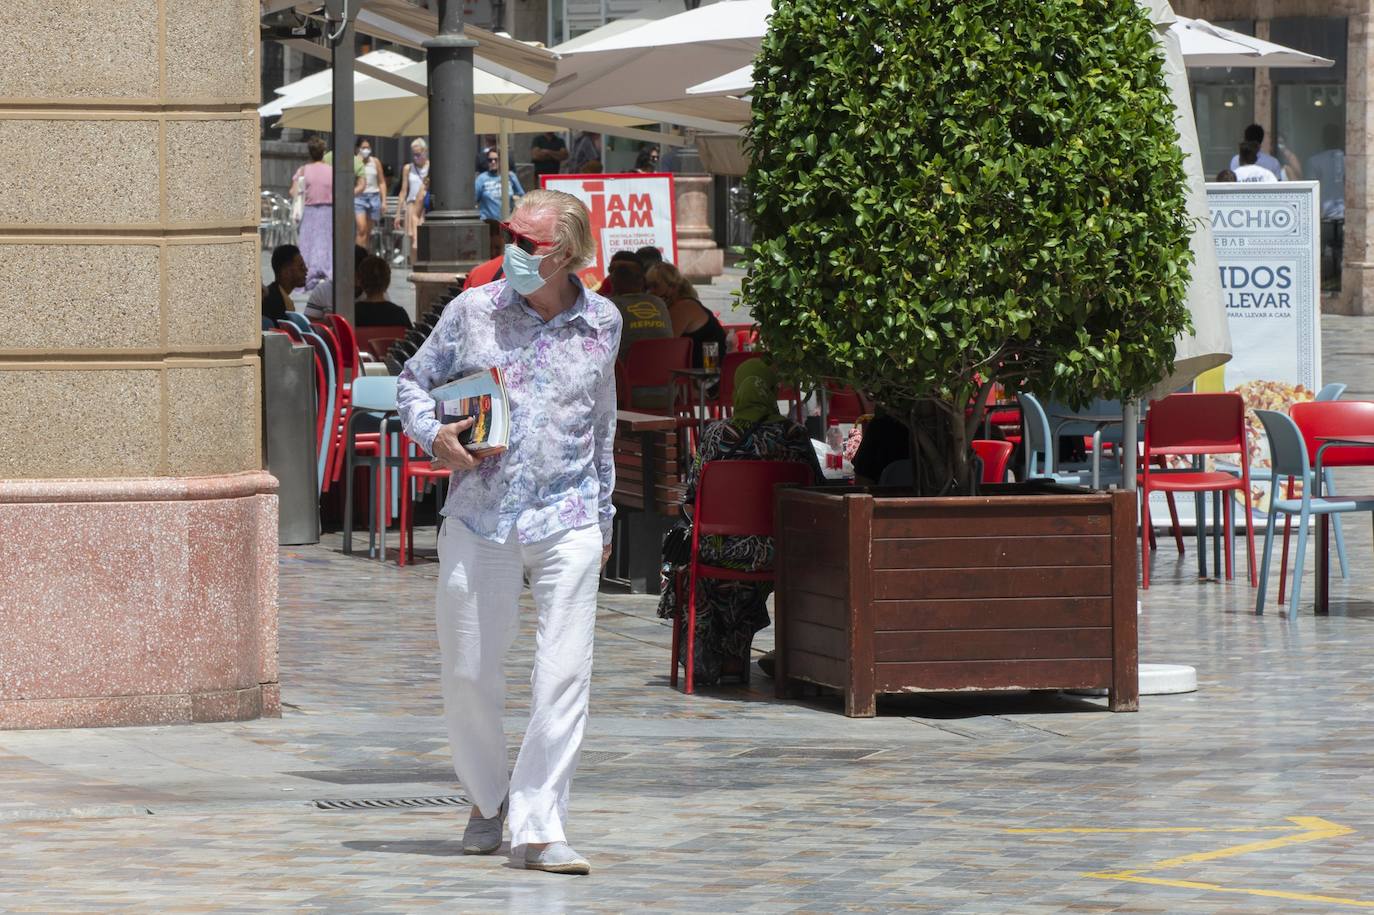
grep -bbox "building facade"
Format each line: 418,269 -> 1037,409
1175,0 -> 1370,314
0,1 -> 278,728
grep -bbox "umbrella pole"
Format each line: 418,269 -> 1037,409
328,0 -> 356,325
499,120 -> 511,220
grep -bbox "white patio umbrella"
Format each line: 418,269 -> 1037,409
273,61 -> 686,217
531,0 -> 769,116
1143,2 -> 1232,395
257,48 -> 416,118
1174,17 -> 1335,68
273,59 -> 688,140
683,14 -> 1333,103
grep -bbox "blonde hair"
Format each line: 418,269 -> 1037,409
646,261 -> 697,302
516,189 -> 596,270
410,137 -> 428,151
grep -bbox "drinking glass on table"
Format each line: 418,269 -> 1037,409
702,342 -> 719,372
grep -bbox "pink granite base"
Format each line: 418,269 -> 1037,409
0,472 -> 279,730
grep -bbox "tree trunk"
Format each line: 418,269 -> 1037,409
903,399 -> 975,496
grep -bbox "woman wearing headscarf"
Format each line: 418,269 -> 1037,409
658,358 -> 822,686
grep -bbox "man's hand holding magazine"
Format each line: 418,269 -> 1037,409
431,417 -> 506,472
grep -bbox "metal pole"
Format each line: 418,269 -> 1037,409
1122,400 -> 1138,493
327,0 -> 356,325
499,120 -> 511,220
415,0 -> 490,274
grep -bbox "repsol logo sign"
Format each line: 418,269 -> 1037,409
1209,203 -> 1298,235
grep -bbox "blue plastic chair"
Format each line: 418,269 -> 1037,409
281,311 -> 313,333
1252,409 -> 1374,619
343,376 -> 400,558
1017,393 -> 1096,486
1314,382 -> 1350,577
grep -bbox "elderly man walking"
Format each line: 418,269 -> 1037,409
397,189 -> 621,875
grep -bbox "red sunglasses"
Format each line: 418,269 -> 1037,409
500,222 -> 554,255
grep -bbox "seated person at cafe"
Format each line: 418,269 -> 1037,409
647,261 -> 726,368
609,259 -> 672,358
596,250 -> 642,297
354,256 -> 413,328
657,359 -> 822,686
851,409 -> 911,485
262,244 -> 306,323
636,245 -> 664,271
304,244 -> 370,320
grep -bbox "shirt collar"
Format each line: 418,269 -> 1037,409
496,275 -> 602,331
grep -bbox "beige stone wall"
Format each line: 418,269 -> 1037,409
0,0 -> 262,479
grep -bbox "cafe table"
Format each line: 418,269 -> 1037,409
670,367 -> 720,443
1311,434 -> 1374,613
1049,410 -> 1127,491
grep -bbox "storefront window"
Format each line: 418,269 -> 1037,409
1271,18 -> 1347,289
1189,21 -> 1255,178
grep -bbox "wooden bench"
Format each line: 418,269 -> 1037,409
605,410 -> 688,593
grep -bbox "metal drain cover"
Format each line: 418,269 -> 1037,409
313,795 -> 468,811
735,746 -> 885,760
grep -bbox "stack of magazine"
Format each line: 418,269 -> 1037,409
431,367 -> 511,452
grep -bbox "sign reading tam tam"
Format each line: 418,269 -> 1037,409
540,173 -> 679,289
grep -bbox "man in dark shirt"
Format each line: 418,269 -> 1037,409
354,256 -> 413,328
850,410 -> 910,485
262,244 -> 306,322
530,131 -> 568,180
609,259 -> 672,359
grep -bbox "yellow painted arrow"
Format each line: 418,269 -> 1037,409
1012,816 -> 1372,909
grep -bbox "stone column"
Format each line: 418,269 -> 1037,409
673,175 -> 724,283
1339,10 -> 1373,315
0,0 -> 279,728
415,0 -> 490,274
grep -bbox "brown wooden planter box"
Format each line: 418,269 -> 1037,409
774,484 -> 1138,717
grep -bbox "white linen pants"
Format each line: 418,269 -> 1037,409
435,520 -> 602,848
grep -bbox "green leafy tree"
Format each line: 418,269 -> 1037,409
744,0 -> 1195,494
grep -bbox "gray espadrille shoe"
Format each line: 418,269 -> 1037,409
524,841 -> 591,875
461,795 -> 508,855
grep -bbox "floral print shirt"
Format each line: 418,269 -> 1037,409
397,277 -> 622,545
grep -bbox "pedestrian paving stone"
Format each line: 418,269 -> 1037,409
1,315 -> 1373,911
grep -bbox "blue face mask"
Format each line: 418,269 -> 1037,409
503,244 -> 548,296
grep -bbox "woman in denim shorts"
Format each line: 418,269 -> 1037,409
353,138 -> 386,250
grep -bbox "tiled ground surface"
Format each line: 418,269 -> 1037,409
3,316 -> 1372,912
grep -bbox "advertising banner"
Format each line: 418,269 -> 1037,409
540,172 -> 679,289
1200,181 -> 1322,518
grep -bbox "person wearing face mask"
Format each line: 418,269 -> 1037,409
353,138 -> 386,249
400,138 -> 430,265
396,190 -> 620,877
474,149 -> 525,227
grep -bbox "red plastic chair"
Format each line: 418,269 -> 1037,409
972,439 -> 1013,483
354,324 -> 411,360
623,337 -> 692,414
1277,401 -> 1374,600
1139,393 -> 1257,589
721,322 -> 759,352
674,459 -> 816,694
310,321 -> 348,492
708,351 -> 762,417
324,315 -> 370,489
396,432 -> 451,566
825,383 -> 866,424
